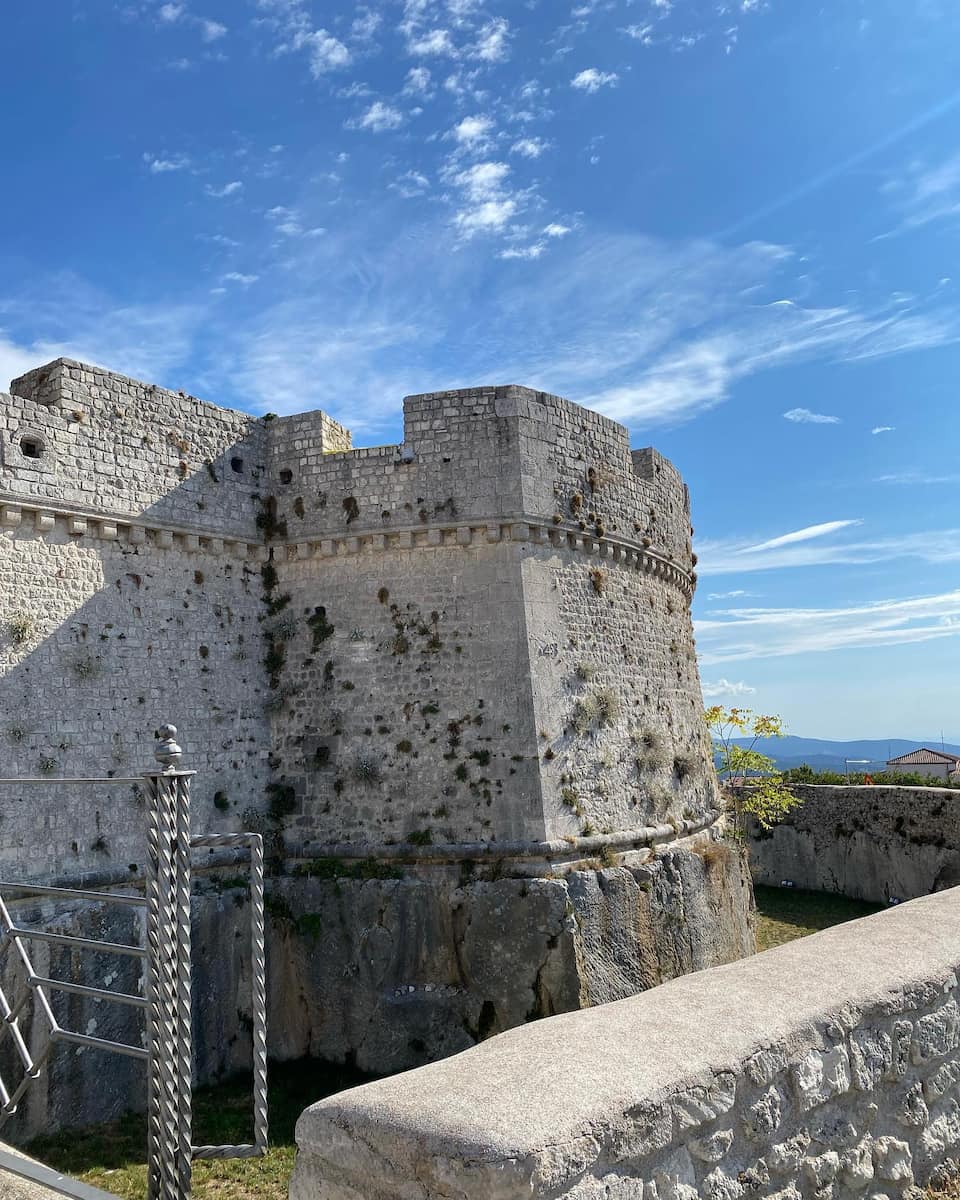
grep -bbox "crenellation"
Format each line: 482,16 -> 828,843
0,357 -> 753,1128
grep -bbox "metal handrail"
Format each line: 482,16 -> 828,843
52,1030 -> 148,1061
6,928 -> 147,958
0,727 -> 268,1200
0,777 -> 149,785
0,882 -> 146,907
30,976 -> 147,1009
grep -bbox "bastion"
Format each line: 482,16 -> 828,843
0,359 -> 753,1135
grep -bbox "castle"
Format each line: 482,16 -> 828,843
0,359 -> 753,1134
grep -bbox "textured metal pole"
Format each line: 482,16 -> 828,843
145,726 -> 194,1200
187,833 -> 267,1160
171,772 -> 193,1200
249,833 -> 268,1155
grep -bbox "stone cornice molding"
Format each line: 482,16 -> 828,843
0,494 -> 695,600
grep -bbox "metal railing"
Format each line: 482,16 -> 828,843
0,725 -> 267,1200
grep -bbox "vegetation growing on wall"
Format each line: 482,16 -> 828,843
706,706 -> 801,838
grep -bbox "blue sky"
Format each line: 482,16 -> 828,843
2,0 -> 959,741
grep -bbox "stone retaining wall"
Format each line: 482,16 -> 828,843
292,887 -> 960,1199
750,784 -> 960,903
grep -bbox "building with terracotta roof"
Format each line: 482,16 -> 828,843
885,747 -> 960,781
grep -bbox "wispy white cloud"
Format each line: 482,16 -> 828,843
390,170 -> 431,198
498,243 -> 546,261
0,277 -> 201,392
264,206 -> 325,237
222,272 -> 259,285
204,226 -> 960,433
872,425 -> 895,434
881,151 -> 960,236
783,406 -> 841,424
205,180 -> 243,197
350,7 -> 381,39
402,66 -> 432,95
740,520 -> 863,555
707,590 -> 757,600
447,160 -> 520,236
701,678 -> 757,698
36,213 -> 952,443
571,68 -> 619,92
876,470 -> 960,485
156,3 -> 227,45
298,29 -> 351,75
511,137 -> 548,159
200,19 -> 226,42
144,153 -> 190,174
408,27 -> 459,56
697,526 -> 960,576
696,590 -> 960,665
450,113 -> 495,150
471,17 -> 510,62
349,101 -> 405,133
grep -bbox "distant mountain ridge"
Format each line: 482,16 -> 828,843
729,736 -> 960,771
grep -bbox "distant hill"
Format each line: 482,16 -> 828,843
728,736 -> 960,772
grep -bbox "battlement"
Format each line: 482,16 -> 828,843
1,356 -> 707,851
0,358 -> 747,1120
2,362 -> 694,570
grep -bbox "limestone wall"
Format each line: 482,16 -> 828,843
0,359 -> 756,1138
258,384 -> 705,849
269,540 -> 544,847
749,784 -> 960,903
292,887 -> 960,1200
5,362 -> 264,536
0,518 -> 272,880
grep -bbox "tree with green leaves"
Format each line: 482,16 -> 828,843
705,705 -> 802,840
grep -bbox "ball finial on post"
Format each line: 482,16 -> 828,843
154,724 -> 183,771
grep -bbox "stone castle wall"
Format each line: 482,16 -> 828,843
0,359 -> 753,1136
292,887 -> 960,1200
750,784 -> 960,904
260,384 -> 706,849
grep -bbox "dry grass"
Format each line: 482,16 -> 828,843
24,1059 -> 374,1200
753,885 -> 883,953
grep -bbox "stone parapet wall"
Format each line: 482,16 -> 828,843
263,386 -> 693,575
292,887 -> 960,1200
749,784 -> 960,903
4,362 -> 264,537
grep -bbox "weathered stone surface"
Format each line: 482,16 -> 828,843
291,890 -> 960,1200
0,359 -> 755,1136
749,784 -> 960,904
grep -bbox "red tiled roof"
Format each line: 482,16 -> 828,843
886,748 -> 960,766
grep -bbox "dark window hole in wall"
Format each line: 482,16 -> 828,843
279,468 -> 294,485
231,457 -> 244,474
20,437 -> 43,459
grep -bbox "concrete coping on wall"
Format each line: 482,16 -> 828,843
291,887 -> 960,1200
288,810 -> 721,867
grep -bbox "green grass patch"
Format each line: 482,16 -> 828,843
25,1059 -> 375,1200
753,884 -> 883,953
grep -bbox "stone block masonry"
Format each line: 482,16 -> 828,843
292,887 -> 960,1200
750,783 -> 960,903
0,358 -> 753,1133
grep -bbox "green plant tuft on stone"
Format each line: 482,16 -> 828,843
7,612 -> 37,646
